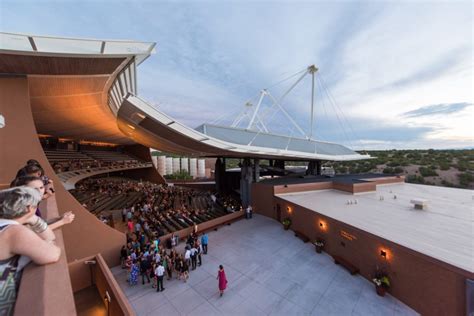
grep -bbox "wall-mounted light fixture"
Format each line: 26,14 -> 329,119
319,220 -> 326,230
380,249 -> 387,259
287,206 -> 292,214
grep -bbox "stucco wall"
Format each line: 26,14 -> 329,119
0,76 -> 125,267
250,175 -> 470,315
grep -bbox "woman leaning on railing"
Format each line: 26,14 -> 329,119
0,187 -> 61,316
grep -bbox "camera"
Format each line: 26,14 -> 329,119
41,175 -> 50,186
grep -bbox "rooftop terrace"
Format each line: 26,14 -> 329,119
277,183 -> 474,273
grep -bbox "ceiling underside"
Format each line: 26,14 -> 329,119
0,53 -> 134,144
28,75 -> 133,144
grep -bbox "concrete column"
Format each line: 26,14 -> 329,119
240,158 -> 253,207
274,160 -> 285,170
306,160 -> 322,175
215,158 -> 228,192
253,158 -> 260,182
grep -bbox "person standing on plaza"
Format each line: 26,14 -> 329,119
129,260 -> 139,286
201,233 -> 208,254
182,258 -> 189,282
184,246 -> 191,267
217,265 -> 228,297
155,261 -> 165,292
164,254 -> 173,280
196,240 -> 203,266
140,257 -> 151,285
190,244 -> 198,270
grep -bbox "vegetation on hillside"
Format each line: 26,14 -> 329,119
327,149 -> 474,189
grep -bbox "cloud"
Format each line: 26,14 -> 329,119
1,1 -> 472,150
401,102 -> 473,118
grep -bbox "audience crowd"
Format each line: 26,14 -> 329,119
74,177 -> 240,237
120,228 -> 228,297
52,159 -> 143,173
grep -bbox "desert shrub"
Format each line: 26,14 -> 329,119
419,167 -> 438,177
458,172 -> 474,187
393,167 -> 404,174
441,180 -> 455,188
406,175 -> 424,184
439,162 -> 450,170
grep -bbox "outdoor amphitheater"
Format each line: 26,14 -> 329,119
0,32 -> 472,316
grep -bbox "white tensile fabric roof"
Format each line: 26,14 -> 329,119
195,124 -> 359,156
119,95 -> 370,161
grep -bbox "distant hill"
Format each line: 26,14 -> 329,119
327,149 -> 474,189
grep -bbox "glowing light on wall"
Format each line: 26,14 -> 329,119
379,248 -> 390,260
287,206 -> 292,214
319,220 -> 327,230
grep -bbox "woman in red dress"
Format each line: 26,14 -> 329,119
217,265 -> 228,297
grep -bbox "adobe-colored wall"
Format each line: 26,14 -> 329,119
124,145 -> 166,184
69,255 -> 96,292
332,181 -> 355,193
365,176 -> 405,185
251,183 -> 276,218
0,76 -> 125,267
114,167 -> 165,184
68,255 -> 135,316
273,181 -> 333,195
352,182 -> 376,193
94,254 -> 135,316
0,77 -> 77,315
268,194 -> 470,316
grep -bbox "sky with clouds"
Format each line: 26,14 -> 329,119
1,0 -> 472,150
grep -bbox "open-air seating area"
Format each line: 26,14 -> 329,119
43,148 -> 144,173
71,177 -> 239,236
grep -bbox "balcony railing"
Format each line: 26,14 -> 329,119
14,195 -> 76,315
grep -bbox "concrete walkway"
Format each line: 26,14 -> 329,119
111,214 -> 417,315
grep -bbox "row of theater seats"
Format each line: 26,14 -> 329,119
43,149 -> 140,163
70,190 -> 144,214
81,150 -> 139,162
70,177 -> 235,235
43,149 -> 94,163
146,190 -> 229,235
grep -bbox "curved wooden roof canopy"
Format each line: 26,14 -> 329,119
0,33 -> 155,145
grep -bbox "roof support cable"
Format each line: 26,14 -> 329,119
320,74 -> 366,153
316,75 -> 352,149
266,92 -> 307,138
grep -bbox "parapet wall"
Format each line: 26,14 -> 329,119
250,175 -> 470,316
0,76 -> 125,266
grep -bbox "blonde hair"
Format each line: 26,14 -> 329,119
0,186 -> 41,219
